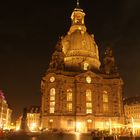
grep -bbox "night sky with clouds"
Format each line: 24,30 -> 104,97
0,0 -> 140,120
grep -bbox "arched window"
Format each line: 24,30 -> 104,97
66,89 -> 73,112
86,89 -> 92,114
67,89 -> 72,101
48,119 -> 53,128
50,88 -> 55,101
86,89 -> 92,101
50,88 -> 55,113
84,62 -> 89,70
103,91 -> 108,103
103,91 -> 108,112
50,88 -> 55,96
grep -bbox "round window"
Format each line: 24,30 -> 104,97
86,76 -> 91,83
50,77 -> 55,82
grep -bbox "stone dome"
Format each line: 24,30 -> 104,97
61,8 -> 100,71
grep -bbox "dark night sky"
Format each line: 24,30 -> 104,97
0,1 -> 140,120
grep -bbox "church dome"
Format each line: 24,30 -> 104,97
61,7 -> 100,71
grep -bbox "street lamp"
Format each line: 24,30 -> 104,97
131,117 -> 135,136
109,118 -> 112,135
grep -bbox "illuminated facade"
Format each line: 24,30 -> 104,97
124,96 -> 140,134
41,5 -> 124,132
27,106 -> 41,131
16,116 -> 22,131
0,90 -> 12,129
16,106 -> 41,131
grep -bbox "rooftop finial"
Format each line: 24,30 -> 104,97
77,0 -> 80,8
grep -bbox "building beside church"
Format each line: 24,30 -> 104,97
41,5 -> 124,132
0,90 -> 12,130
27,106 -> 41,131
124,96 -> 140,135
16,106 -> 41,132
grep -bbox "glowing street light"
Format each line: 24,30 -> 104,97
30,123 -> 37,131
131,117 -> 135,136
76,122 -> 81,132
109,118 -> 112,135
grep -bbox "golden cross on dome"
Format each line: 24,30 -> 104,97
77,0 -> 80,7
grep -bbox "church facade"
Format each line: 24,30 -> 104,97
41,6 -> 124,132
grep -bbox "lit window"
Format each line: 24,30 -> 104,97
84,62 -> 89,70
103,92 -> 108,103
50,107 -> 55,113
103,91 -> 108,112
103,90 -> 107,94
50,88 -> 55,113
103,104 -> 108,112
50,96 -> 55,101
49,119 -> 53,123
50,102 -> 55,107
50,88 -> 55,101
86,76 -> 91,83
86,109 -> 92,114
50,88 -> 55,96
86,89 -> 92,101
67,89 -> 72,101
87,119 -> 92,123
67,103 -> 72,112
86,103 -> 92,108
86,89 -> 92,114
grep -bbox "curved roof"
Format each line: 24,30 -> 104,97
61,8 -> 100,71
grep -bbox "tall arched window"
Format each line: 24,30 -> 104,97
67,89 -> 72,101
86,89 -> 92,101
66,89 -> 73,112
103,91 -> 108,112
86,89 -> 92,114
50,88 -> 55,113
50,88 -> 55,96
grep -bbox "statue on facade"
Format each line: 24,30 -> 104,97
48,37 -> 65,71
103,47 -> 118,74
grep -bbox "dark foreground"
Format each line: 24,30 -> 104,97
0,133 -> 140,140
